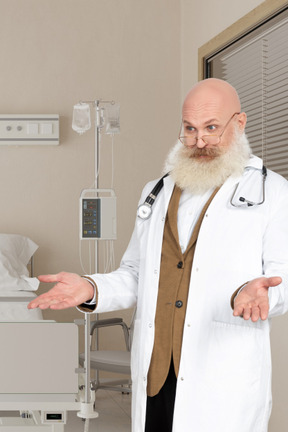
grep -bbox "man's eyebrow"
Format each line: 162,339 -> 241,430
204,118 -> 219,125
183,118 -> 219,126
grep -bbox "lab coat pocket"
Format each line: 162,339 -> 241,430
201,320 -> 268,425
206,320 -> 265,385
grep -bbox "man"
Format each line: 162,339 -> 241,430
28,78 -> 288,432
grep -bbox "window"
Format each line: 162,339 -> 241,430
202,5 -> 288,179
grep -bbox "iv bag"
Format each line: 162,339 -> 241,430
72,103 -> 91,134
105,103 -> 120,134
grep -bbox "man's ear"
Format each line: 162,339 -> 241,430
237,112 -> 247,131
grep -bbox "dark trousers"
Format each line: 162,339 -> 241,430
144,361 -> 177,432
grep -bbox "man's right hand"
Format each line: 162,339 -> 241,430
27,272 -> 94,310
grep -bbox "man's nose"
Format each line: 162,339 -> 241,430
195,137 -> 207,148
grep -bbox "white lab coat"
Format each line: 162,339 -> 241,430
90,155 -> 288,432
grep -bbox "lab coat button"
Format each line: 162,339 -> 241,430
148,323 -> 152,328
175,300 -> 183,308
177,261 -> 183,269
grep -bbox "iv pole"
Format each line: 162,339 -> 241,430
75,99 -> 115,429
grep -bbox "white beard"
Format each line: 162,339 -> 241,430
163,131 -> 251,195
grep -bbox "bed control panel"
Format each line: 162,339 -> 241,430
41,411 -> 66,424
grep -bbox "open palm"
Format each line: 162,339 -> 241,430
233,276 -> 282,322
28,272 -> 94,310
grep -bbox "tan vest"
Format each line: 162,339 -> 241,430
147,186 -> 218,397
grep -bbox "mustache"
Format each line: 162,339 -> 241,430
182,146 -> 222,158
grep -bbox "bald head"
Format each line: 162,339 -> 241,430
183,78 -> 241,117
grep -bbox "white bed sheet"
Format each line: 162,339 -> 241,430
0,233 -> 39,292
0,291 -> 43,321
0,234 -> 43,320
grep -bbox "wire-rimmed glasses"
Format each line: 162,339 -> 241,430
179,112 -> 240,147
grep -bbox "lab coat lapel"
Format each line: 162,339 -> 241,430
162,175 -> 176,216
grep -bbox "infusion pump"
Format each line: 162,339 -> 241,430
80,189 -> 117,240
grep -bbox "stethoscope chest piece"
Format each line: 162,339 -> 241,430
137,173 -> 169,220
137,203 -> 152,220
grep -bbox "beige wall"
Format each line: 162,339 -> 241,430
0,0 -> 181,328
181,1 -> 288,430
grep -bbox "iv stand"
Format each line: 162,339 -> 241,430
77,99 -> 115,429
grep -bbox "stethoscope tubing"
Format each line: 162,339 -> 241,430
137,165 -> 267,219
230,165 -> 267,207
137,173 -> 169,219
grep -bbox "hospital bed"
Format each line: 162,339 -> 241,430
0,234 -> 97,431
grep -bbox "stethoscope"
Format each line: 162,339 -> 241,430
137,173 -> 169,219
230,165 -> 267,207
137,166 -> 267,219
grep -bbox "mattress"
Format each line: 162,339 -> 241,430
0,291 -> 43,321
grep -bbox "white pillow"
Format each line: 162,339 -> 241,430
0,234 -> 40,291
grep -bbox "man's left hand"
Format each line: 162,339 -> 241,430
233,276 -> 282,322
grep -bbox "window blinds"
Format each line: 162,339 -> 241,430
207,13 -> 288,179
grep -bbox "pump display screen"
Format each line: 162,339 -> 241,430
82,198 -> 101,238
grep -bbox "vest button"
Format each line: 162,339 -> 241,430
177,261 -> 183,269
175,300 -> 183,308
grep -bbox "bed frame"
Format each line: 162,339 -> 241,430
0,322 -> 82,431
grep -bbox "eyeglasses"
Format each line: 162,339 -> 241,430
179,112 -> 240,147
